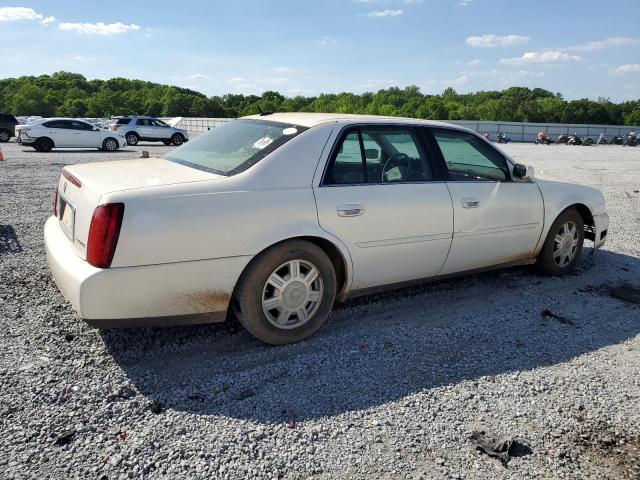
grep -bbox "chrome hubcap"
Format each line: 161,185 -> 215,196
106,140 -> 116,150
553,221 -> 579,267
262,259 -> 323,329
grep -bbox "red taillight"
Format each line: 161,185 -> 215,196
113,124 -> 120,130
62,169 -> 82,188
87,203 -> 124,268
54,186 -> 58,216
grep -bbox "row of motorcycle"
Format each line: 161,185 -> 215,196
535,131 -> 639,146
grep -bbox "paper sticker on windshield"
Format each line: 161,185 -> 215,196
252,136 -> 273,150
282,127 -> 298,135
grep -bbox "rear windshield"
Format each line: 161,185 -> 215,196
165,119 -> 307,176
0,113 -> 17,123
115,118 -> 131,125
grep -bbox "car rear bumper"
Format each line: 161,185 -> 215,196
45,216 -> 252,326
593,212 -> 609,249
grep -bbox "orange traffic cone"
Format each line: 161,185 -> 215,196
0,147 -> 4,161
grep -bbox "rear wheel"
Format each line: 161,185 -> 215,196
235,240 -> 336,345
125,132 -> 139,146
102,137 -> 119,152
0,129 -> 10,142
35,137 -> 54,152
536,209 -> 584,275
171,133 -> 184,146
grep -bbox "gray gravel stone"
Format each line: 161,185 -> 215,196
1,140 -> 639,479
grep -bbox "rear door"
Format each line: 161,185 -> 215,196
42,120 -> 74,147
426,127 -> 544,275
135,118 -> 154,138
70,120 -> 101,147
314,125 -> 453,291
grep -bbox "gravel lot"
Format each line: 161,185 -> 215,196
1,139 -> 639,480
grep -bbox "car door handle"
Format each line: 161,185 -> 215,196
337,204 -> 364,217
461,198 -> 480,209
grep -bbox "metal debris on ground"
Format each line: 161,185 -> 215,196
469,430 -> 532,466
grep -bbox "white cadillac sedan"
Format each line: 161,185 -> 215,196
18,118 -> 127,152
45,113 -> 609,344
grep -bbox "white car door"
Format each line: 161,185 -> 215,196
43,120 -> 74,147
135,118 -> 155,138
70,120 -> 101,147
427,128 -> 544,275
314,126 -> 453,291
152,119 -> 172,139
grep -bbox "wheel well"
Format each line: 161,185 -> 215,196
298,236 -> 348,298
125,131 -> 139,137
567,203 -> 595,240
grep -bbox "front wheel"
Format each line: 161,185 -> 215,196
171,133 -> 184,146
102,137 -> 119,152
235,240 -> 337,345
536,209 -> 584,275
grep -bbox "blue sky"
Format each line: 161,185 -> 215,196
1,0 -> 639,101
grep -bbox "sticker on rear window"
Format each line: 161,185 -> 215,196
283,127 -> 298,135
252,136 -> 273,150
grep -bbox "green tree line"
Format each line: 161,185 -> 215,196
1,71 -> 639,125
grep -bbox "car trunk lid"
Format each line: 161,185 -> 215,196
55,157 -> 223,260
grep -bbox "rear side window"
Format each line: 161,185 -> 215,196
136,119 -> 151,126
324,127 -> 434,185
432,129 -> 509,182
43,120 -> 72,129
116,118 -> 131,125
70,120 -> 94,131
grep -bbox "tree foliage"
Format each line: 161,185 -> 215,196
1,72 -> 638,125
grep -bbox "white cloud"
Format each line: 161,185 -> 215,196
367,9 -> 404,17
0,7 -> 54,25
612,64 -> 640,75
73,56 -> 96,62
459,0 -> 473,5
500,51 -> 582,65
466,58 -> 482,66
188,74 -> 210,80
58,22 -> 140,36
466,34 -> 530,48
315,36 -> 337,46
569,37 -> 637,51
227,77 -> 246,83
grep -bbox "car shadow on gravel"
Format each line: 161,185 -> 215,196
101,248 -> 640,423
0,225 -> 23,254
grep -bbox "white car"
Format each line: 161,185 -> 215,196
44,113 -> 609,344
18,118 -> 127,152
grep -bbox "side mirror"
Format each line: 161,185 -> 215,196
513,163 -> 534,180
364,148 -> 379,160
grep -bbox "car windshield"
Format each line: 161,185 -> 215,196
165,119 -> 306,176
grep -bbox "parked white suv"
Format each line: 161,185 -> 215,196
111,116 -> 189,146
18,118 -> 127,152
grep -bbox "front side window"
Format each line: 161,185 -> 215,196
432,129 -> 509,182
165,119 -> 306,176
152,119 -> 169,127
324,127 -> 433,185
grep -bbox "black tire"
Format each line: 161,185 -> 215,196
35,137 -> 54,152
125,132 -> 139,146
162,140 -> 171,146
235,240 -> 337,345
0,129 -> 10,142
171,133 -> 184,146
536,208 -> 585,276
102,137 -> 119,152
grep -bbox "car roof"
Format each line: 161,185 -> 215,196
241,112 -> 463,129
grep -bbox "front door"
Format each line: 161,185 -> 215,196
427,128 -> 544,275
70,120 -> 100,147
314,126 -> 453,291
